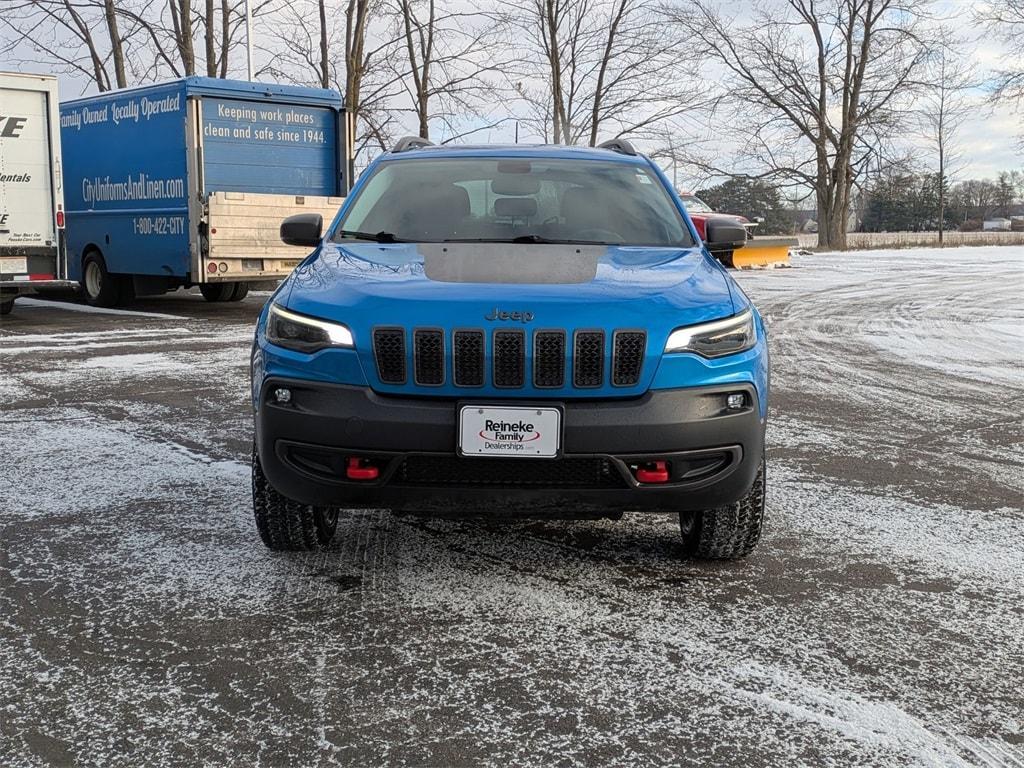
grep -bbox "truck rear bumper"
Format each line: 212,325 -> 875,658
255,379 -> 766,515
0,279 -> 78,297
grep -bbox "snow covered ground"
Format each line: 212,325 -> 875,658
1,247 -> 1022,767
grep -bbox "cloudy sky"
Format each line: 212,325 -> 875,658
960,102 -> 1021,178
3,0 -> 1020,182
929,0 -> 1022,178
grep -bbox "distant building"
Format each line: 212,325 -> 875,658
790,209 -> 860,234
983,218 -> 1012,231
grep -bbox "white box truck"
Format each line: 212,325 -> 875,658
0,72 -> 76,316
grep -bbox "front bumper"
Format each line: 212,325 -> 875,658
255,379 -> 765,516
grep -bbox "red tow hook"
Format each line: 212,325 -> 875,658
345,457 -> 379,481
635,461 -> 670,484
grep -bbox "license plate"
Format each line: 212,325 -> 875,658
0,257 -> 27,274
458,405 -> 561,458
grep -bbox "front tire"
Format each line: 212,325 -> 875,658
252,445 -> 338,551
679,460 -> 765,559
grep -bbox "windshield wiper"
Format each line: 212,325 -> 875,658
442,235 -> 611,245
335,229 -> 407,243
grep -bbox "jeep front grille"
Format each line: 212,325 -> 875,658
573,330 -> 605,388
612,331 -> 646,386
413,329 -> 444,385
533,330 -> 566,388
371,327 -> 646,390
493,330 -> 525,387
373,328 -> 406,384
453,330 -> 485,386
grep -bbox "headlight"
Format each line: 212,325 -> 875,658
664,309 -> 755,358
266,303 -> 353,353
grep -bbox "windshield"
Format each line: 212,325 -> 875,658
334,157 -> 694,247
679,194 -> 713,214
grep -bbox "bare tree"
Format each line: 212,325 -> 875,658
950,178 -> 1000,223
269,0 -> 340,87
1,0 -> 125,90
1,0 -> 259,90
976,0 -> 1024,110
125,0 -> 261,80
197,0 -> 237,78
345,0 -> 372,116
665,0 -> 933,249
397,0 -> 434,138
390,0 -> 504,140
266,0 -> 406,167
917,33 -> 974,243
510,0 -> 691,146
168,0 -> 196,74
344,0 -> 409,161
104,0 -> 129,86
205,0 -> 216,76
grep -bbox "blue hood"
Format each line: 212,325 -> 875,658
286,242 -> 735,319
280,241 -> 739,397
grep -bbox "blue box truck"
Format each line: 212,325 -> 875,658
59,77 -> 348,306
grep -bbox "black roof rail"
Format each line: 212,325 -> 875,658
597,138 -> 637,156
392,136 -> 434,153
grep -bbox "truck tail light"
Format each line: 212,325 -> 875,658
56,206 -> 65,228
207,262 -> 218,274
635,461 -> 669,484
345,458 -> 379,481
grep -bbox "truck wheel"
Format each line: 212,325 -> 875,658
229,282 -> 249,301
0,299 -> 13,316
717,251 -> 736,268
252,445 -> 338,551
679,459 -> 765,559
82,252 -> 122,308
199,283 -> 235,302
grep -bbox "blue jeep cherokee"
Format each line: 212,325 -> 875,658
251,138 -> 769,559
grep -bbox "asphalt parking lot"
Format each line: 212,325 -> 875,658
2,246 -> 1022,767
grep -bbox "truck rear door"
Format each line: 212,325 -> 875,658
0,81 -> 59,277
196,96 -> 344,282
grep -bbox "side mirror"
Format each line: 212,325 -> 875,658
280,213 -> 323,247
705,219 -> 747,248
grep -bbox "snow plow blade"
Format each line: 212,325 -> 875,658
726,236 -> 797,268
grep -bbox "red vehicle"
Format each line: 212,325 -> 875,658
678,192 -> 758,267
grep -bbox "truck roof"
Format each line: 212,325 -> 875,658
60,76 -> 342,109
0,71 -> 58,83
383,143 -> 650,165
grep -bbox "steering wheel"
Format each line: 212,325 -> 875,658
576,228 -> 623,243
